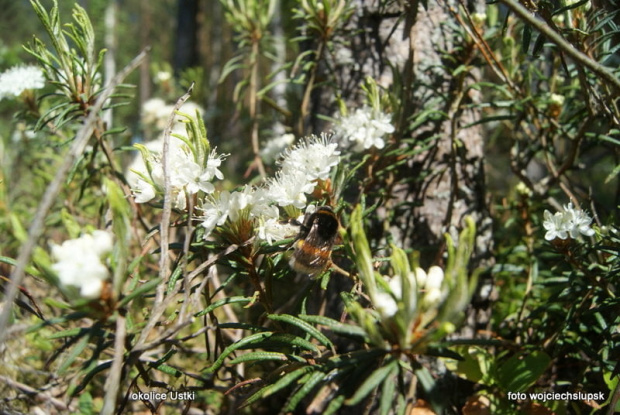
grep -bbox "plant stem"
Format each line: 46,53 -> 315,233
499,0 -> 620,94
250,38 -> 266,178
0,48 -> 150,346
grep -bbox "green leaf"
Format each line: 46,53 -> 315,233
297,314 -> 368,340
205,331 -> 275,374
497,350 -> 551,392
243,365 -> 314,407
117,277 -> 162,308
380,364 -> 397,415
58,332 -> 91,375
267,313 -> 333,349
229,351 -> 296,365
346,357 -> 398,406
266,333 -> 320,353
522,24 -> 532,54
285,370 -> 327,411
195,296 -> 253,317
324,394 -> 346,415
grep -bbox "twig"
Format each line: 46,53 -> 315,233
499,0 -> 620,94
0,374 -> 71,412
0,47 -> 150,346
101,314 -> 127,415
134,83 -> 194,348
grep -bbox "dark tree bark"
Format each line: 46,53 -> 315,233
313,0 -> 493,265
173,0 -> 200,75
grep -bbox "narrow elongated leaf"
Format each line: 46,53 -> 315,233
117,278 -> 162,308
195,296 -> 253,317
297,314 -> 368,339
205,332 -> 274,373
324,395 -> 346,415
345,357 -> 398,406
285,370 -> 327,411
268,314 -> 332,349
58,333 -> 91,375
243,366 -> 313,407
380,365 -> 397,415
229,351 -> 292,365
149,363 -> 182,377
266,333 -> 320,353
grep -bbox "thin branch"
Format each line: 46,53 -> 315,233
0,375 -> 70,412
0,47 -> 150,346
499,0 -> 620,94
101,314 -> 127,415
135,83 -> 194,348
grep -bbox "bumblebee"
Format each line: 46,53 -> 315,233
289,206 -> 339,276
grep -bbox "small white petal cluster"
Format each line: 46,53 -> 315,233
51,231 -> 113,299
543,202 -> 595,241
200,135 -> 340,244
374,266 -> 445,320
0,65 -> 45,100
266,134 -> 340,208
333,106 -> 395,151
132,145 -> 226,210
200,186 -> 299,243
415,266 -> 445,309
141,99 -> 204,134
130,101 -> 225,210
260,133 -> 295,164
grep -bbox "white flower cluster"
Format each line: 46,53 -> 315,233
141,98 -> 204,134
267,133 -> 341,208
132,144 -> 226,210
130,101 -> 226,210
51,231 -> 113,299
200,134 -> 340,243
543,202 -> 595,241
260,133 -> 295,164
0,64 -> 45,100
333,106 -> 394,152
374,266 -> 446,319
201,186 -> 303,244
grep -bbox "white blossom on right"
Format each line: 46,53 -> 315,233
543,202 -> 595,241
333,106 -> 394,151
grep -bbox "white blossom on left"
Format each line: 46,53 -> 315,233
51,230 -> 113,299
0,65 -> 45,100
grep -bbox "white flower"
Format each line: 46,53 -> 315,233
130,142 -> 227,210
549,93 -> 565,106
261,133 -> 295,163
132,177 -> 157,203
256,218 -> 297,245
374,272 -> 417,319
543,210 -> 568,240
201,191 -> 232,238
267,170 -> 316,209
542,202 -> 595,241
374,291 -> 399,318
563,203 -> 595,238
141,98 -> 170,129
418,266 -> 445,308
334,106 -> 394,151
51,231 -> 113,299
155,71 -> 172,83
0,65 -> 45,100
141,99 -> 204,133
279,134 -> 341,181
